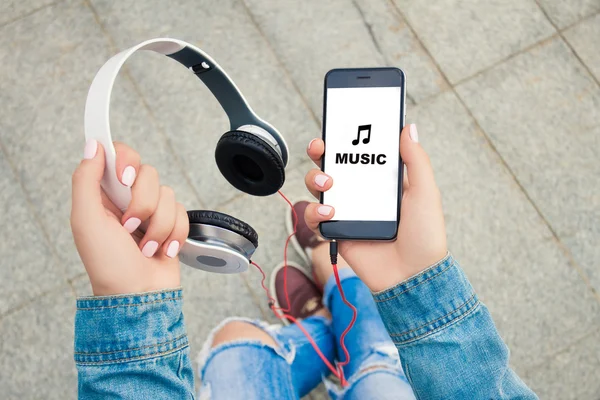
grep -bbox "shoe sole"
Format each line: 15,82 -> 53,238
269,260 -> 313,326
284,197 -> 315,266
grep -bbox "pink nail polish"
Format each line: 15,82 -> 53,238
318,205 -> 332,216
83,139 -> 98,160
166,241 -> 180,258
123,217 -> 141,233
121,166 -> 136,187
142,241 -> 159,258
314,174 -> 330,188
409,124 -> 419,143
307,138 -> 318,151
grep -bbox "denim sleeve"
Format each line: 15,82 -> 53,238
373,254 -> 537,400
74,289 -> 195,399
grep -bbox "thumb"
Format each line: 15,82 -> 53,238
71,139 -> 107,221
400,124 -> 437,190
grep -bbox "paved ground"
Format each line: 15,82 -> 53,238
1,0 -> 599,398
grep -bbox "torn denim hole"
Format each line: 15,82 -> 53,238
196,317 -> 296,378
198,382 -> 211,400
371,342 -> 402,365
324,342 -> 405,399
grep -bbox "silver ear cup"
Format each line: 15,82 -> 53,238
179,224 -> 257,273
237,124 -> 283,160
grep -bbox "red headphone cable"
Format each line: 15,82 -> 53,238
248,191 -> 358,387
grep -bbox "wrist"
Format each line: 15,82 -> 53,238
362,251 -> 450,293
361,268 -> 409,293
90,277 -> 181,297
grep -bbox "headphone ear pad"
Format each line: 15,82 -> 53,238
187,210 -> 259,248
215,130 -> 285,196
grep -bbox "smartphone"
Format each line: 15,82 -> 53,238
319,68 -> 405,241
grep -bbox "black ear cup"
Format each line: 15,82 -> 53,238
215,130 -> 285,196
187,210 -> 259,248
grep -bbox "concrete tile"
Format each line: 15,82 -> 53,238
244,0 -> 385,113
410,91 -> 600,371
90,0 -> 319,208
393,0 -> 555,83
0,1 -> 199,278
523,329 -> 600,399
538,0 -> 600,28
0,151 -> 64,315
351,0 -> 449,103
0,0 -> 56,26
563,13 -> 600,82
456,37 -> 600,291
0,286 -> 77,399
245,0 -> 448,104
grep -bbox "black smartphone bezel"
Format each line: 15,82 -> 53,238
319,67 -> 406,241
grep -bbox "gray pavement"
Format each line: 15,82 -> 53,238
0,0 -> 599,399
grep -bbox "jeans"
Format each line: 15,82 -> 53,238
197,268 -> 416,399
75,254 -> 537,399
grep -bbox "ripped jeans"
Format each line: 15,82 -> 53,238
198,268 -> 416,399
75,254 -> 537,399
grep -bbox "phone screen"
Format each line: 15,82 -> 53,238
323,86 -> 402,222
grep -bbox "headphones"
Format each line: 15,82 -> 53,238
84,38 -> 289,274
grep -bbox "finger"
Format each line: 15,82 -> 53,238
100,190 -> 123,220
139,186 -> 176,258
307,138 -> 324,167
121,164 -> 160,233
114,141 -> 141,187
400,124 -> 437,191
402,164 -> 409,190
162,203 -> 189,259
305,168 -> 333,199
304,202 -> 335,233
71,140 -> 106,224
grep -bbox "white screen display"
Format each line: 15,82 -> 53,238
323,86 -> 401,221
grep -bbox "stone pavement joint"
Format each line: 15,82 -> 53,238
391,2 -> 598,303
534,0 -> 600,87
352,0 -> 417,104
0,0 -> 61,29
239,0 -> 323,128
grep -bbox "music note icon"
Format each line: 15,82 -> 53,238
352,124 -> 372,145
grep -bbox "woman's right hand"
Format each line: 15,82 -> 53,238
303,124 -> 448,292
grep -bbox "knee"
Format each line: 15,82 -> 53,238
211,321 -> 278,348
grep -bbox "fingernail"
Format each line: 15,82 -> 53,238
123,217 -> 141,233
409,124 -> 419,143
307,138 -> 318,151
318,205 -> 332,216
314,174 -> 330,188
166,241 -> 180,258
142,241 -> 159,258
83,139 -> 98,159
121,166 -> 136,187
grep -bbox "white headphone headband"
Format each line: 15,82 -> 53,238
84,38 -> 288,210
